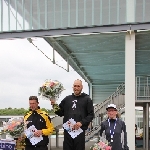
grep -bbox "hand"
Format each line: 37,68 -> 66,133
50,99 -> 56,105
34,130 -> 42,137
18,136 -> 25,141
74,122 -> 82,130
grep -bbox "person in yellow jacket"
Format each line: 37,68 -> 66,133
24,96 -> 54,150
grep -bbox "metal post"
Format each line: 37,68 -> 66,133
89,83 -> 93,100
125,31 -> 135,150
1,0 -> 3,32
48,135 -> 51,150
45,0 -> 48,29
117,0 -> 119,24
76,0 -> 78,26
143,104 -> 146,149
146,103 -> 149,150
68,0 -> 70,27
22,0 -> 25,30
56,129 -> 59,147
15,0 -> 18,30
84,0 -> 86,26
8,0 -> 10,31
126,0 -> 135,22
37,0 -> 40,29
30,0 -> 33,30
53,0 -> 55,28
135,77 -> 137,100
100,0 -> 102,25
110,95 -> 112,104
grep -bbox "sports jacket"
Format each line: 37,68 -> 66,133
53,93 -> 94,130
24,109 -> 54,146
100,118 -> 129,150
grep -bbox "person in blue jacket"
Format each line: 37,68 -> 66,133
100,104 -> 129,150
50,79 -> 94,150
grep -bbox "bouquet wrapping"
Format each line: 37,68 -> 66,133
0,117 -> 27,139
90,139 -> 111,150
38,79 -> 65,100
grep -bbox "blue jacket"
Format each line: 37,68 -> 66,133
100,118 -> 129,150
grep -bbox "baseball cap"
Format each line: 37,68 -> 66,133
106,104 -> 117,111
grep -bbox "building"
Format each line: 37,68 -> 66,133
1,1 -> 150,149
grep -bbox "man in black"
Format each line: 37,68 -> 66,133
50,79 -> 94,150
135,124 -> 137,147
24,96 -> 54,150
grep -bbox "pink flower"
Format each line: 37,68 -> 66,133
98,141 -> 106,148
50,82 -> 55,87
105,146 -> 111,150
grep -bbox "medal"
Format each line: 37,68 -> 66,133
111,134 -> 114,142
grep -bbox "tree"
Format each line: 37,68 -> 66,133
0,108 -> 55,115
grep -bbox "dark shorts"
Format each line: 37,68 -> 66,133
63,130 -> 85,150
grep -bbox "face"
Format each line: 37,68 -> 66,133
29,100 -> 39,111
73,80 -> 83,96
107,108 -> 117,119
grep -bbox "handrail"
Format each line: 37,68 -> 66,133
51,77 -> 150,144
50,82 -> 125,143
85,82 -> 125,142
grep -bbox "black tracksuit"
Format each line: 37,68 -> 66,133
54,93 -> 94,150
24,109 -> 54,150
100,118 -> 129,150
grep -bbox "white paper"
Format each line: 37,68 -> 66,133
25,125 -> 43,145
63,118 -> 83,139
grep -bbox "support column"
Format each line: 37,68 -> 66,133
56,129 -> 59,147
89,83 -> 93,99
146,103 -> 149,150
125,31 -> 135,150
48,135 -> 51,150
143,104 -> 146,149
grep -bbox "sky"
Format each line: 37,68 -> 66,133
0,38 -> 89,109
0,2 -> 144,111
0,1 -> 89,110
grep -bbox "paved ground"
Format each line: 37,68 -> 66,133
49,137 -> 145,150
1,134 -> 145,150
50,137 -> 95,150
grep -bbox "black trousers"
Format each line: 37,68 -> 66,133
25,145 -> 48,150
63,130 -> 85,150
135,135 -> 137,145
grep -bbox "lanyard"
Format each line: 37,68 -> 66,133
108,118 -> 117,142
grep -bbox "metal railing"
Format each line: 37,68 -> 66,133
1,0 -> 127,32
45,77 -> 150,147
6,76 -> 148,149
86,76 -> 150,142
136,76 -> 150,100
50,82 -> 125,145
0,83 -> 125,150
85,83 -> 125,142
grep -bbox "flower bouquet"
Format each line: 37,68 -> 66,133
38,79 -> 65,100
90,140 -> 111,150
0,117 -> 27,139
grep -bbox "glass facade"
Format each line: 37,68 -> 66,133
1,0 -> 126,32
0,0 -> 150,33
121,109 -> 150,129
135,0 -> 150,23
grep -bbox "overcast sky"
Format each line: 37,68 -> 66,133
0,38 -> 89,109
1,2 -> 143,111
0,2 -> 89,110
